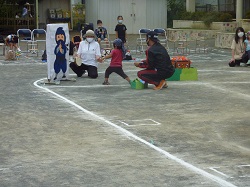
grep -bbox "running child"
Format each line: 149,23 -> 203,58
102,39 -> 131,85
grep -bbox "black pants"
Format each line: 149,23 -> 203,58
229,53 -> 249,67
248,50 -> 250,58
137,69 -> 174,86
70,62 -> 98,78
105,66 -> 128,79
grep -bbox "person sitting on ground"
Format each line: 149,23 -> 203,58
94,20 -> 108,44
69,35 -> 82,62
229,27 -> 248,67
69,30 -> 102,78
72,35 -> 82,50
134,31 -> 175,90
101,38 -> 131,85
5,34 -> 21,52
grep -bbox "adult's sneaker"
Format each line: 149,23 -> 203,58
153,80 -> 166,90
240,63 -> 247,67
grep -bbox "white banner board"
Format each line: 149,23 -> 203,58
46,23 -> 70,81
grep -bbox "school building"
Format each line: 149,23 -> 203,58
0,0 -> 249,33
186,0 -> 250,22
85,0 -> 167,34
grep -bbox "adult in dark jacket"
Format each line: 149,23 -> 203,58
134,31 -> 175,90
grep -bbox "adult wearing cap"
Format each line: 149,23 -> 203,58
69,30 -> 102,78
134,31 -> 175,90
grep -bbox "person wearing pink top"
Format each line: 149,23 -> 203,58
101,38 -> 131,85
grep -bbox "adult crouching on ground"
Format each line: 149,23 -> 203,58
134,31 -> 175,90
70,30 -> 102,78
229,27 -> 248,67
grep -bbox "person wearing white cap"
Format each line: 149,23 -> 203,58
69,30 -> 102,78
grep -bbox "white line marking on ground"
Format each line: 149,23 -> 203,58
237,164 -> 250,178
198,70 -> 250,73
119,119 -> 161,126
0,168 -> 9,171
97,69 -> 138,74
170,81 -> 250,86
0,61 -> 45,65
169,81 -> 250,101
44,85 -> 129,88
203,83 -> 250,100
46,81 -> 250,89
219,82 -> 250,84
239,175 -> 250,178
237,164 -> 250,167
119,121 -> 130,126
33,78 -> 237,187
209,167 -> 230,178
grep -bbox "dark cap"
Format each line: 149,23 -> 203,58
113,38 -> 123,46
146,31 -> 159,42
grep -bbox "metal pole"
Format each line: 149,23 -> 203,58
70,0 -> 73,30
36,0 -> 39,29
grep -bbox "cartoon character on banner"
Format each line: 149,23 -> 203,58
54,27 -> 68,80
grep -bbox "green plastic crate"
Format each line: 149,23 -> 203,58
167,68 -> 182,81
131,78 -> 148,89
180,68 -> 198,81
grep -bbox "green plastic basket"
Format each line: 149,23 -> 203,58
167,68 -> 182,81
180,68 -> 198,81
131,78 -> 147,89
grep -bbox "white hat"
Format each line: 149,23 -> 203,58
85,30 -> 95,37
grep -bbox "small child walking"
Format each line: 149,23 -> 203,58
102,39 -> 131,85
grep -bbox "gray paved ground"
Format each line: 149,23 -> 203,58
0,32 -> 249,187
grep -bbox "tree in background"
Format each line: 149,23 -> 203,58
72,3 -> 85,30
167,0 -> 185,28
0,0 -> 33,18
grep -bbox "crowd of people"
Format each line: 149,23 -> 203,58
69,15 -> 174,90
70,23 -> 250,90
7,16 -> 250,90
